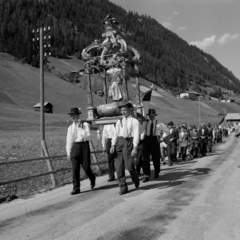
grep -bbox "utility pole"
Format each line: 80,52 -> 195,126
32,26 -> 55,187
199,96 -> 202,126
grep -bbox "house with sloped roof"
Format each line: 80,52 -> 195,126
225,113 -> 240,122
34,102 -> 53,113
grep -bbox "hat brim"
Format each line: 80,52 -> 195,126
147,113 -> 158,116
118,103 -> 133,109
68,112 -> 81,115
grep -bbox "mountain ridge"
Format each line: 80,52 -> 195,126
0,0 -> 239,95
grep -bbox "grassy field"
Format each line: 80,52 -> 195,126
0,127 -> 107,200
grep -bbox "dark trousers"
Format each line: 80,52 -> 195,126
136,140 -> 143,173
143,136 -> 161,177
70,142 -> 95,191
106,138 -> 115,179
207,139 -> 212,152
180,146 -> 187,161
115,137 -> 139,192
199,140 -> 207,156
190,144 -> 198,158
167,143 -> 177,165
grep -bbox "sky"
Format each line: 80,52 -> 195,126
110,0 -> 240,80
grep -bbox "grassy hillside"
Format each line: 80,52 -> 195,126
1,52 -> 240,130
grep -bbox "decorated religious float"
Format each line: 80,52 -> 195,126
81,14 -> 144,125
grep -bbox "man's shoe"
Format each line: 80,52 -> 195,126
70,190 -> 80,195
135,179 -> 140,188
119,190 -> 128,195
107,178 -> 115,182
91,175 -> 96,190
154,174 -> 159,179
142,177 -> 149,183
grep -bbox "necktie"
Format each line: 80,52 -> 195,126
150,121 -> 153,136
122,118 -> 128,138
73,123 -> 78,140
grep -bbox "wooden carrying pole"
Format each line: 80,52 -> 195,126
102,69 -> 108,104
122,62 -> 129,101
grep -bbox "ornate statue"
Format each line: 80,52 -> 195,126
107,68 -> 127,101
81,15 -> 142,120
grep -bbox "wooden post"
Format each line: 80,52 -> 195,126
39,27 -> 45,156
122,62 -> 129,101
134,63 -> 142,114
102,68 -> 108,104
41,140 -> 56,187
85,63 -> 94,120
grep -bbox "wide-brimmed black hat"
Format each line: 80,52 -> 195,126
167,121 -> 174,126
147,109 -> 158,116
68,108 -> 82,115
118,101 -> 133,109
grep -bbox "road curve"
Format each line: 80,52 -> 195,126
0,134 -> 239,240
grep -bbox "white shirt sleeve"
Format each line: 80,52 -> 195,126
102,125 -> 107,149
66,125 -> 74,156
83,122 -> 90,140
132,118 -> 140,147
112,121 -> 120,146
156,123 -> 161,136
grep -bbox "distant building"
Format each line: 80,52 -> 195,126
179,91 -> 201,100
225,113 -> 240,122
222,90 -> 236,96
34,102 -> 53,113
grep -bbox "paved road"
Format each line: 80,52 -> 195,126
0,135 -> 239,240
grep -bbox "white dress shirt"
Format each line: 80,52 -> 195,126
66,122 -> 90,156
112,116 -> 139,147
102,124 -> 116,149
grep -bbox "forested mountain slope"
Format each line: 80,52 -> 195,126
0,0 -> 239,93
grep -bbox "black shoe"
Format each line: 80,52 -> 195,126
163,162 -> 166,165
91,175 -> 96,190
135,178 -> 140,188
70,190 -> 80,195
107,178 -> 115,182
142,177 -> 149,183
168,163 -> 173,166
154,174 -> 159,179
119,190 -> 128,195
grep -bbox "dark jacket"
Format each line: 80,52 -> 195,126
164,127 -> 178,145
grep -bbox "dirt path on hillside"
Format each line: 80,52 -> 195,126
0,135 -> 239,240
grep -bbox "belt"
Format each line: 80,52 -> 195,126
74,140 -> 88,144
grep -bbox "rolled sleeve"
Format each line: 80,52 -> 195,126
132,119 -> 140,147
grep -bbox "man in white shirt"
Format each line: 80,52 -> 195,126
102,124 -> 116,181
66,108 -> 96,195
110,101 -> 140,195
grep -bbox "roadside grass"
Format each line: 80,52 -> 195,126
0,127 -> 107,200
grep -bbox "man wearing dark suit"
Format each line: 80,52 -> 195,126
198,124 -> 208,157
207,123 -> 213,152
164,121 -> 178,166
142,109 -> 161,183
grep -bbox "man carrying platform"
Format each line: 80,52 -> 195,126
142,109 -> 161,183
66,108 -> 96,195
110,101 -> 140,195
